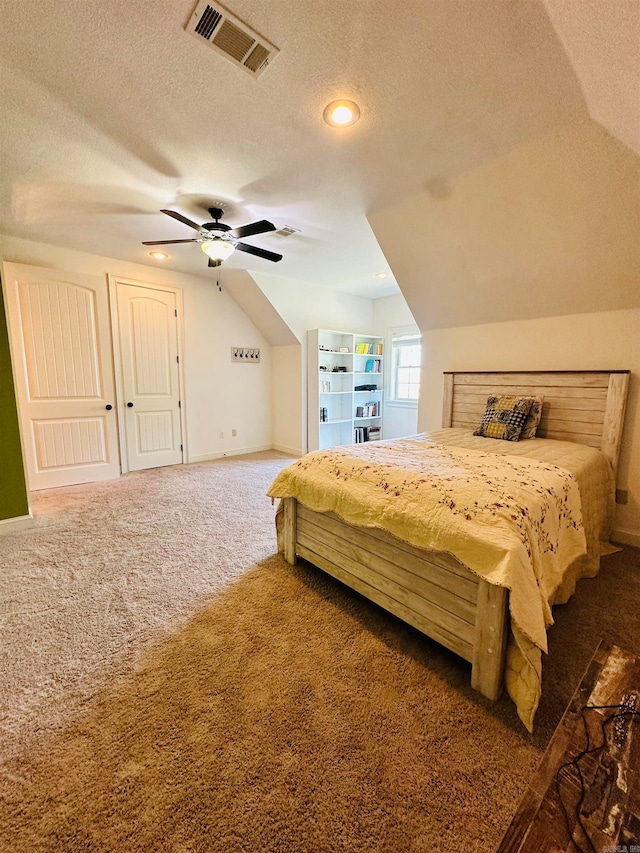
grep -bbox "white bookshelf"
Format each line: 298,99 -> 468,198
308,329 -> 384,451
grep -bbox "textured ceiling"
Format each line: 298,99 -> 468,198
543,0 -> 640,156
0,0 -> 634,298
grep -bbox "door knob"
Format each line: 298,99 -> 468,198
105,404 -> 113,411
127,402 -> 134,408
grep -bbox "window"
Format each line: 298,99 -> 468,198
390,332 -> 421,403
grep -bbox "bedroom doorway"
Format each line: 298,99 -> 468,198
109,277 -> 186,473
1,262 -> 121,490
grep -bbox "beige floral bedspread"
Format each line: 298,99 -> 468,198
268,430 -> 614,731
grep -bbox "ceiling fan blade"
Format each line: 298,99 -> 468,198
232,219 -> 276,239
160,209 -> 203,232
142,239 -> 200,245
235,242 -> 283,262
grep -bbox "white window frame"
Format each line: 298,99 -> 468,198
387,327 -> 421,407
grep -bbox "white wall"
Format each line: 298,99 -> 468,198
271,344 -> 303,455
0,235 -> 273,464
418,308 -> 640,542
372,294 -> 420,439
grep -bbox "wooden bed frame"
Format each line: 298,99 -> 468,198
281,370 -> 630,702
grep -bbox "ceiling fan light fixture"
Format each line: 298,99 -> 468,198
323,99 -> 360,128
201,239 -> 236,261
142,208 -> 281,267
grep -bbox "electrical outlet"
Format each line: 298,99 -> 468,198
231,347 -> 260,363
232,429 -> 237,437
219,431 -> 224,439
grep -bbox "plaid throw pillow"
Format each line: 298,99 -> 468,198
473,395 -> 534,442
520,395 -> 544,440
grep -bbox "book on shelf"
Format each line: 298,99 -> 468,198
355,342 -> 383,355
353,425 -> 381,443
355,402 -> 378,418
364,359 -> 381,373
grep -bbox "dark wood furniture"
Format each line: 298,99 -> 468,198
497,641 -> 640,851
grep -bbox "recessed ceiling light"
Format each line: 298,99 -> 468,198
149,251 -> 169,260
323,99 -> 361,128
374,271 -> 389,279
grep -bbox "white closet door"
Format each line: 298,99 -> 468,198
2,262 -> 120,490
115,281 -> 183,472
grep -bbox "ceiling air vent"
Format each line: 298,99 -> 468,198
274,225 -> 300,237
185,0 -> 279,80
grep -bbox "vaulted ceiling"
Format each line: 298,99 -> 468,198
542,0 -> 640,157
0,0 -> 638,307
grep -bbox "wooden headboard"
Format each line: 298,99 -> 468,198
442,370 -> 630,478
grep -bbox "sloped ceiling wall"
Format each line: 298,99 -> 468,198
543,0 -> 640,156
221,270 -> 299,346
368,118 -> 640,332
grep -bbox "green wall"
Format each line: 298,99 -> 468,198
0,285 -> 29,520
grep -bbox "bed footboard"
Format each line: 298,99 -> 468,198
282,497 -> 508,702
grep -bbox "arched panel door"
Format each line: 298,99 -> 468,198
115,281 -> 183,472
2,263 -> 120,489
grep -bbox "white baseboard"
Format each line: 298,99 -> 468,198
189,444 -> 274,463
611,528 -> 640,549
0,514 -> 34,534
272,444 -> 303,457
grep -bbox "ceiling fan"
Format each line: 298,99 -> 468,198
142,207 -> 283,267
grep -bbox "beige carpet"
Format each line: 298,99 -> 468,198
0,452 -> 638,851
